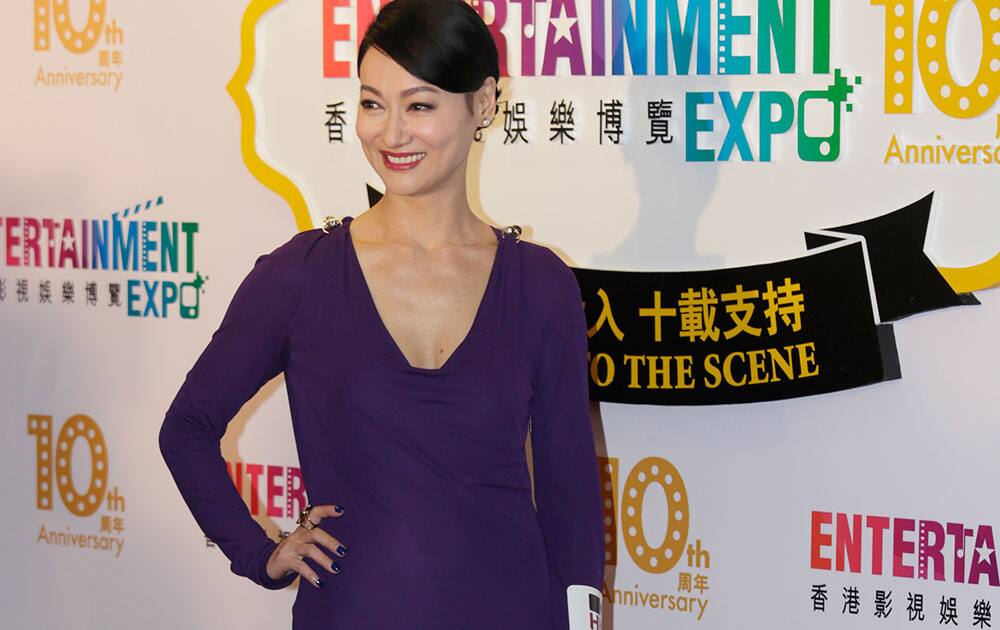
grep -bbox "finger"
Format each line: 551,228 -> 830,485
302,542 -> 341,575
310,504 -> 345,521
290,557 -> 326,589
308,527 -> 348,558
293,504 -> 343,533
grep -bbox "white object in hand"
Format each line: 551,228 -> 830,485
567,585 -> 602,630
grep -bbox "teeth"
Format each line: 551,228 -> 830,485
386,152 -> 425,165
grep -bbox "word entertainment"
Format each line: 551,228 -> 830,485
811,511 -> 1000,587
324,0 -> 834,77
0,216 -> 198,272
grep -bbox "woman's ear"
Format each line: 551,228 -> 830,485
477,77 -> 498,121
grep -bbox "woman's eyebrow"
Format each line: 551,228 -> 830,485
359,85 -> 440,97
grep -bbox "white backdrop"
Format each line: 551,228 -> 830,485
2,0 -> 999,628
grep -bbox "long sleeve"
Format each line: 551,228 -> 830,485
527,255 -> 605,628
159,232 -> 311,590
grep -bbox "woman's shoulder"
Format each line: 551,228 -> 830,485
263,217 -> 351,267
515,237 -> 580,298
269,226 -> 335,258
513,237 -> 584,331
241,221 -> 348,303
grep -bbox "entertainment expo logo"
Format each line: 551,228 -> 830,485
320,0 -> 1000,164
0,196 -> 208,320
320,0 -> 861,163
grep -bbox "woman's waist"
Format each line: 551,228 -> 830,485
304,447 -> 534,512
311,480 -> 541,541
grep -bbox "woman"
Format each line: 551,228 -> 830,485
159,0 -> 604,627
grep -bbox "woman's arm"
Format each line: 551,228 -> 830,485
527,254 -> 605,629
158,232 -> 311,590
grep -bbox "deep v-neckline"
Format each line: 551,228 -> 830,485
344,216 -> 504,373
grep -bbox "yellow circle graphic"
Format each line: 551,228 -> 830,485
619,456 -> 689,574
918,0 -> 1000,118
54,414 -> 108,517
46,0 -> 106,54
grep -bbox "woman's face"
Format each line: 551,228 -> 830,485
356,47 -> 490,199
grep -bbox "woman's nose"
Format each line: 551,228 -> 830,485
381,109 -> 408,148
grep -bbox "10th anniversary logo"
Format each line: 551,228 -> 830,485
33,0 -> 127,92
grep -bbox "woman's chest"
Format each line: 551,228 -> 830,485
353,241 -> 499,371
285,277 -> 533,440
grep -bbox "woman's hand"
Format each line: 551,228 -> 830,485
265,504 -> 347,587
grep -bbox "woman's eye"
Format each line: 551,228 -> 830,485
359,99 -> 380,110
410,102 -> 434,111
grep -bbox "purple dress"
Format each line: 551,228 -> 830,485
159,216 -> 604,629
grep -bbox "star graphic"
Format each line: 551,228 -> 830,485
62,234 -> 75,250
549,6 -> 577,45
976,541 -> 995,562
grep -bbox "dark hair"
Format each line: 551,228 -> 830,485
358,0 -> 501,117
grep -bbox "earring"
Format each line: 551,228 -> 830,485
482,118 -> 490,126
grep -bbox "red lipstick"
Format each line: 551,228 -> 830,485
381,151 -> 426,171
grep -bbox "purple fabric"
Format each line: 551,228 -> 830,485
159,216 -> 604,629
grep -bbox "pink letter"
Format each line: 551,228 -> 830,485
893,517 -> 915,578
266,465 -> 284,518
968,525 -> 1000,587
6,217 -> 20,267
867,515 -> 890,575
835,513 -> 862,573
246,463 -> 264,515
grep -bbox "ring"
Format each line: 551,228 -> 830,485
297,504 -> 318,530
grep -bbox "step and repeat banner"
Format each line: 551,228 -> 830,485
2,0 -> 999,628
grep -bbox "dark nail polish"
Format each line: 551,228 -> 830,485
330,562 -> 341,573
315,578 -> 325,588
334,505 -> 344,514
336,545 -> 348,557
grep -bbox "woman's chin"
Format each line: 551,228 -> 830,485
381,181 -> 423,196
380,174 -> 449,199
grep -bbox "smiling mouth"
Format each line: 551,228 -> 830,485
381,151 -> 426,170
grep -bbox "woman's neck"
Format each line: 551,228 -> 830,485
360,190 -> 492,249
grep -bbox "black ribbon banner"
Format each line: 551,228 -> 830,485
573,193 -> 977,405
